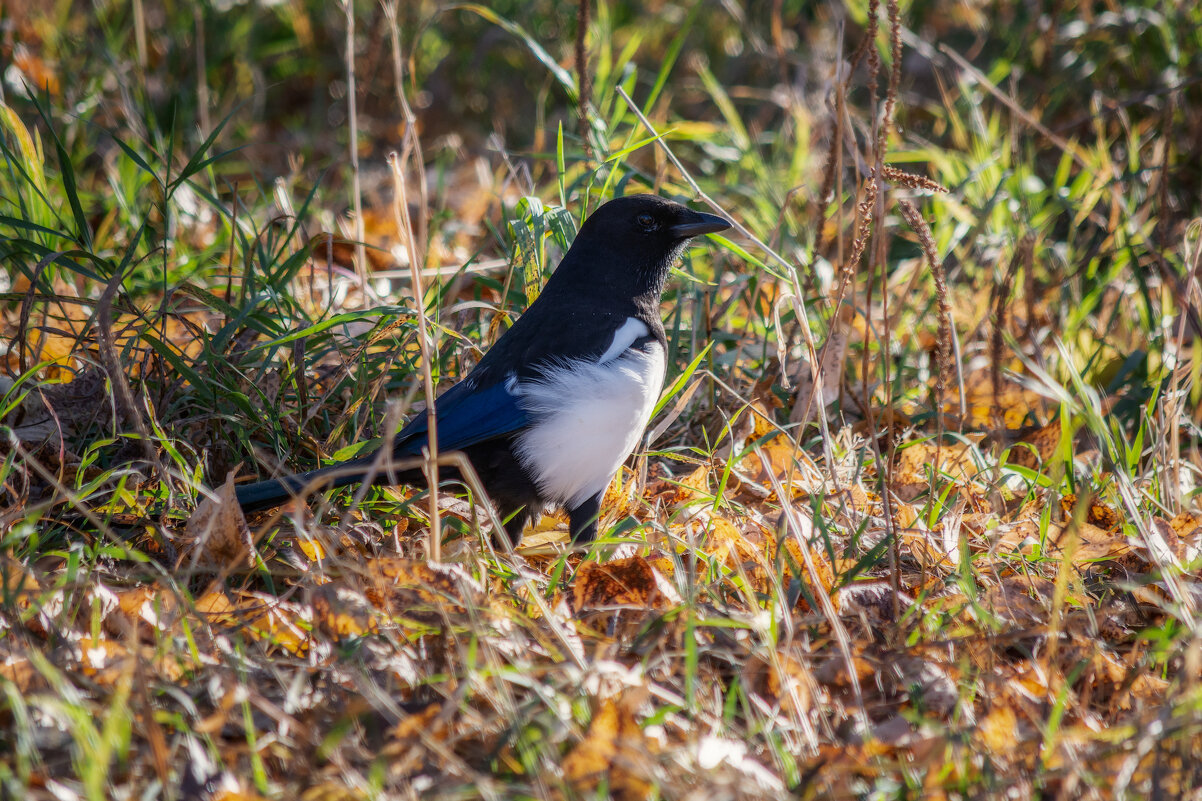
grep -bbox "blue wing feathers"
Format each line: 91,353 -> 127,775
236,379 -> 527,513
393,379 -> 528,456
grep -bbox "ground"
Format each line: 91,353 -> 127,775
2,1 -> 1202,798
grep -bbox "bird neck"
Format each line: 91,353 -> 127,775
543,242 -> 680,311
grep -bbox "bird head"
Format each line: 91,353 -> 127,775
554,194 -> 731,302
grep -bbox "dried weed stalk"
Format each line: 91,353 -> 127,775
898,200 -> 951,390
342,0 -> 367,287
839,176 -> 877,302
384,0 -> 430,261
575,0 -> 593,159
97,270 -> 161,472
990,235 -> 1029,426
384,2 -> 439,558
881,165 -> 948,194
876,0 -> 902,163
810,66 -> 843,262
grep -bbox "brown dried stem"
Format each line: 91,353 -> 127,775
342,0 -> 368,288
389,152 -> 441,561
384,0 -> 430,263
575,0 -> 593,160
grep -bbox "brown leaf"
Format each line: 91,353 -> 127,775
1167,511 -> 1202,560
562,695 -> 654,801
311,583 -> 377,640
0,655 -> 39,693
194,590 -> 236,620
989,516 -> 1043,555
13,46 -> 60,96
572,556 -> 673,612
657,462 -> 712,506
738,436 -> 824,500
77,636 -> 128,683
984,575 -> 1054,627
835,582 -> 914,624
702,516 -> 766,573
307,232 -> 394,272
1046,522 -> 1132,564
0,368 -> 111,448
389,702 -> 443,743
1059,493 -> 1122,531
381,702 -> 445,777
812,651 -> 879,688
1004,420 -> 1063,468
892,441 -> 980,497
183,471 -> 256,569
743,650 -> 813,716
231,591 -> 310,656
779,534 -> 836,610
961,374 -> 1050,429
110,584 -> 181,638
365,557 -> 482,623
600,466 -> 637,523
977,704 -> 1019,755
0,558 -> 41,612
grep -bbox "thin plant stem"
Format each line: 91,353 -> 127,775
383,0 -> 430,261
389,151 -> 441,560
343,0 -> 368,288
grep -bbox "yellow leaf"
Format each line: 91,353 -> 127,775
0,102 -> 46,194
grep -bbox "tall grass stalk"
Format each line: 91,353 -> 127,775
342,0 -> 367,287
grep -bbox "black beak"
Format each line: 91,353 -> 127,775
669,210 -> 732,239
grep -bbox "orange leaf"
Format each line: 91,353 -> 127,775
572,556 -> 675,612
977,704 -> 1019,754
562,696 -> 653,801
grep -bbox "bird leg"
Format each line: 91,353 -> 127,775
568,492 -> 603,542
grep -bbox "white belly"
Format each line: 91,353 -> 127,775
513,343 -> 665,509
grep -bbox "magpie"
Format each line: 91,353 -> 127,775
235,194 -> 731,543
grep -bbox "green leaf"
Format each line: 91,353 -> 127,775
49,129 -> 91,250
253,308 -> 409,350
556,121 -> 566,208
604,130 -> 673,163
653,341 -> 713,418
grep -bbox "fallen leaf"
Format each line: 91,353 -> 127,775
1059,493 -> 1122,531
892,440 -> 980,500
743,650 -> 813,716
182,471 -> 256,570
311,583 -> 377,639
572,556 -> 676,612
381,702 -> 445,777
961,374 -> 1050,429
0,368 -> 111,448
977,704 -> 1019,755
562,695 -> 654,801
1003,420 -> 1064,468
366,557 -> 483,624
984,575 -> 1053,627
1046,522 -> 1132,564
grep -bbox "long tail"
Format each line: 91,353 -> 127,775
234,454 -> 420,512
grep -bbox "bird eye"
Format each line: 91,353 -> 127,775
636,213 -> 658,230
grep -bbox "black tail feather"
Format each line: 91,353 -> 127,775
235,456 -> 388,512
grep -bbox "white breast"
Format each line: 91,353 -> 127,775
512,320 -> 665,509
